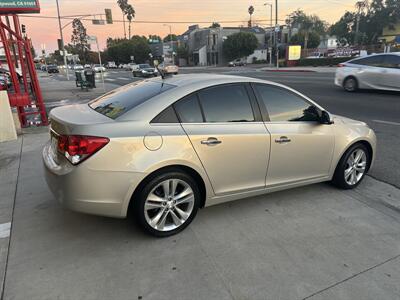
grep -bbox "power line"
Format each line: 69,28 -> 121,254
19,14 -> 287,24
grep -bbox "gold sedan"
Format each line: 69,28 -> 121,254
43,74 -> 376,236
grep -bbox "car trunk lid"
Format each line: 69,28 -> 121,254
50,104 -> 113,135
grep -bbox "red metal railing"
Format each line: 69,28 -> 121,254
0,15 -> 47,127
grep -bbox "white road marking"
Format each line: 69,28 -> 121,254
105,78 -> 117,82
0,222 -> 11,239
372,120 -> 400,126
117,77 -> 130,80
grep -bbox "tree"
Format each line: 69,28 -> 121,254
290,32 -> 320,49
177,45 -> 189,60
107,36 -> 151,64
223,32 -> 258,61
163,34 -> 178,42
148,35 -> 162,43
125,4 -> 135,39
117,0 -> 128,38
70,18 -> 90,63
210,22 -> 221,28
330,0 -> 400,46
286,9 -> 327,49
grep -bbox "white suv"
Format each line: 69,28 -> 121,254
335,53 -> 400,92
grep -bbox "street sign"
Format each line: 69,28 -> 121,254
130,56 -> 134,61
87,36 -> 97,44
105,9 -> 113,24
288,45 -> 301,60
0,0 -> 40,14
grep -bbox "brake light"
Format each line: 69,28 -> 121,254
337,63 -> 346,67
57,135 -> 109,165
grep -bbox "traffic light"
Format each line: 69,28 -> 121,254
21,24 -> 26,33
105,9 -> 113,24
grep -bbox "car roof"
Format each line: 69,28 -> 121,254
148,73 -> 268,88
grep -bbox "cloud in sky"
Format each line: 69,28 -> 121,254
20,0 -> 357,53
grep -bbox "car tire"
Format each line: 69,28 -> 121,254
332,143 -> 370,190
343,76 -> 358,92
134,171 -> 200,237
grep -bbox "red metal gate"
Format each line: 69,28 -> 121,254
0,14 -> 48,127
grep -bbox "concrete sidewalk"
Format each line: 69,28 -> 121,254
1,129 -> 400,299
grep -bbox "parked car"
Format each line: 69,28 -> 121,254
335,52 -> 400,92
43,74 -> 376,237
106,61 -> 117,69
228,58 -> 246,67
47,65 -> 59,74
84,64 -> 91,69
92,64 -> 106,73
73,64 -> 84,71
158,62 -> 179,75
0,78 -> 7,90
132,64 -> 158,77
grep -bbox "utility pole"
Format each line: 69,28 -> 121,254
56,0 -> 69,80
264,3 -> 273,65
275,0 -> 279,69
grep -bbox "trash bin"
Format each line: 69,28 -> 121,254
75,70 -> 85,88
84,69 -> 96,88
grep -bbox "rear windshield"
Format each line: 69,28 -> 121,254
89,80 -> 175,119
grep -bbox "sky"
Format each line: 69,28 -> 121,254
19,0 -> 358,53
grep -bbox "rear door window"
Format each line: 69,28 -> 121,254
89,80 -> 175,119
381,55 -> 400,69
197,84 -> 255,122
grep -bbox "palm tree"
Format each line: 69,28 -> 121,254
355,0 -> 369,44
117,0 -> 128,38
125,4 -> 135,39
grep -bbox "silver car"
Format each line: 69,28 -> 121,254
335,52 -> 400,92
43,74 -> 376,236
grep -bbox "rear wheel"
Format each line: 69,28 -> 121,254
332,143 -> 370,189
343,77 -> 358,92
134,171 -> 200,237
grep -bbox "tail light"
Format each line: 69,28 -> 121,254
337,63 -> 346,67
57,135 -> 109,165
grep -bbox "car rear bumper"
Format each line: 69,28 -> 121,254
42,142 -> 143,218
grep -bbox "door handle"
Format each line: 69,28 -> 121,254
275,136 -> 291,144
201,137 -> 222,146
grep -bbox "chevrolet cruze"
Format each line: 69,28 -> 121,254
43,74 -> 376,236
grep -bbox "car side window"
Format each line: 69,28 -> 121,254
351,55 -> 384,67
381,55 -> 400,69
151,106 -> 179,123
254,84 -> 319,122
174,94 -> 204,123
197,84 -> 255,122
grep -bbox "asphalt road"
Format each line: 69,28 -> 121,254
51,67 -> 400,188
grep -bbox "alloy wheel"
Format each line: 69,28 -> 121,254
344,148 -> 367,185
144,179 -> 195,232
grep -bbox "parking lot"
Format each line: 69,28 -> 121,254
1,127 -> 400,300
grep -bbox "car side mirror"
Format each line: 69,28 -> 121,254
320,110 -> 333,125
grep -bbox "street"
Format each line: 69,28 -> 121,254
50,67 -> 400,188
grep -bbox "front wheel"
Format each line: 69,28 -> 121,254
332,143 -> 370,189
134,171 -> 200,237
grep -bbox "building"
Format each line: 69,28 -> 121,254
379,23 -> 400,50
179,25 -> 267,66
